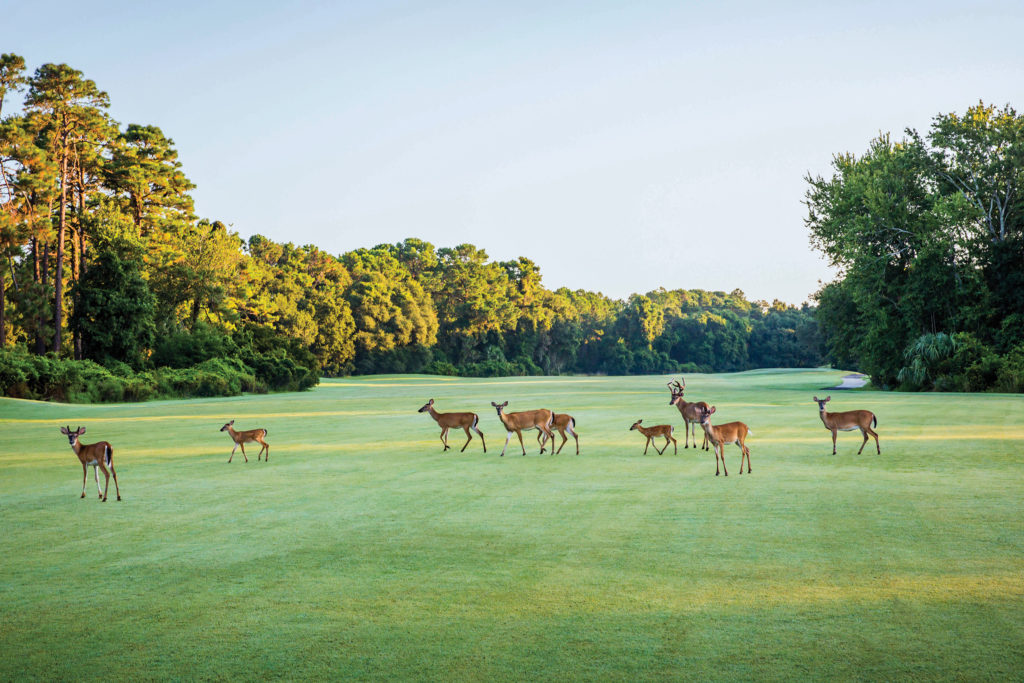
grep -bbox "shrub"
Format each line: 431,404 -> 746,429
995,344 -> 1024,393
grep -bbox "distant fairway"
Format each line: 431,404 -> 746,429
1,370 -> 1022,681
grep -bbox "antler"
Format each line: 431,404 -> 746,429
667,379 -> 684,394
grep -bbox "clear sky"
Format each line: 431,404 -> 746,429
6,1 -> 1024,303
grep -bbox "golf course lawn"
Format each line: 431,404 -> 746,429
1,369 -> 1022,680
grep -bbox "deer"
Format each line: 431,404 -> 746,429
813,396 -> 880,455
418,398 -> 486,453
629,420 -> 677,455
491,401 -> 554,457
219,420 -> 270,463
667,378 -> 710,450
59,426 -> 121,501
536,413 -> 579,455
697,405 -> 752,476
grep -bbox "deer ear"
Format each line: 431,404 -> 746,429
826,396 -> 831,402
491,402 -> 497,407
710,406 -> 716,414
813,396 -> 818,401
79,427 -> 86,434
230,419 -> 235,425
60,426 -> 69,434
428,398 -> 434,404
502,401 -> 508,407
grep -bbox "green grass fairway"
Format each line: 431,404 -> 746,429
1,370 -> 1022,680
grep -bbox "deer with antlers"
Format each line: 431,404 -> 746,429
814,396 -> 880,456
418,398 -> 486,453
491,401 -> 554,457
536,413 -> 579,455
697,406 -> 752,476
629,420 -> 677,455
667,378 -> 710,450
219,420 -> 270,463
59,426 -> 121,501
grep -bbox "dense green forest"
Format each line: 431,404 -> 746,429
806,102 -> 1024,392
0,55 -> 821,401
4,57 -> 1021,401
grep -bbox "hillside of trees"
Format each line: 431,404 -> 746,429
0,55 -> 824,401
806,102 -> 1024,393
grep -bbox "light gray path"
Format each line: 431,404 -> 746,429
833,373 -> 868,389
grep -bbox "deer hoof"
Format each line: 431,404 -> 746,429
117,496 -> 122,501
80,493 -> 85,498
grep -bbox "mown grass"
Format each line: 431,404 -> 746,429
1,370 -> 1022,681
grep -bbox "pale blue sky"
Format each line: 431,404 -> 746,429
6,1 -> 1024,303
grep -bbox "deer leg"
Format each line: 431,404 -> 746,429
715,445 -> 720,475
98,464 -> 110,501
440,427 -> 450,451
263,440 -> 270,462
869,428 -> 880,454
831,430 -> 837,455
240,443 -> 249,462
501,431 -> 512,457
516,430 -> 526,456
643,437 -> 651,455
473,425 -> 486,453
81,462 -> 87,498
556,430 -> 568,455
670,433 -> 677,455
702,430 -> 709,451
539,429 -> 548,454
684,419 -> 690,448
460,426 -> 472,452
109,463 -> 121,501
228,443 -> 237,463
93,465 -> 103,498
857,428 -> 869,455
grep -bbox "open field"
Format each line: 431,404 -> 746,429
1,369 -> 1022,681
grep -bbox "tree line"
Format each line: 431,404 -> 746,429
0,55 -> 820,401
806,101 -> 1024,393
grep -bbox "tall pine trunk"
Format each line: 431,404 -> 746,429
0,268 -> 5,348
73,164 -> 85,360
53,124 -> 68,354
37,242 -> 48,355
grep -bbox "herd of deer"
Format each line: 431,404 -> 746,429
57,378 -> 881,501
415,378 -> 881,477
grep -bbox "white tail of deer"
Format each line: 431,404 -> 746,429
60,426 -> 121,501
220,420 -> 270,463
697,406 -> 752,476
629,419 -> 677,455
667,378 -> 710,450
491,401 -> 554,456
814,396 -> 879,455
418,398 -> 486,453
536,413 -> 579,455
